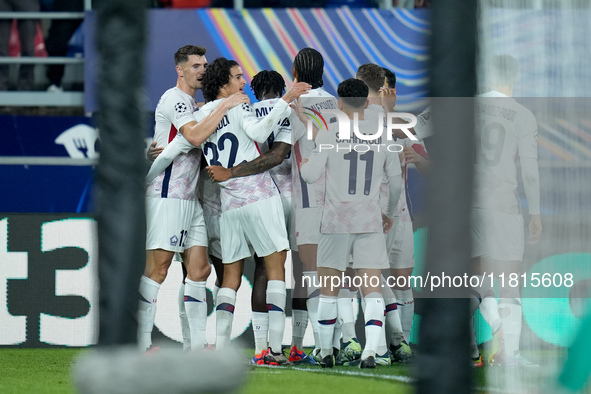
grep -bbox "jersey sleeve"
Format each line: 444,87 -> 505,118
239,99 -> 291,143
413,106 -> 433,140
518,111 -> 538,159
164,92 -> 196,132
384,149 -> 403,218
300,127 -> 331,184
146,133 -> 195,184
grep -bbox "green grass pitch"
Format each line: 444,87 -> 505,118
0,348 -> 490,393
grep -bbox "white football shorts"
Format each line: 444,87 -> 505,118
146,197 -> 195,252
471,208 -> 524,262
294,206 -> 322,246
219,196 -> 289,264
317,232 -> 389,271
386,219 -> 415,270
204,213 -> 222,260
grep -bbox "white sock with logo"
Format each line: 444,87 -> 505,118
178,283 -> 191,350
185,279 -> 208,350
252,311 -> 269,355
266,280 -> 287,354
215,288 -> 236,350
138,276 -> 160,351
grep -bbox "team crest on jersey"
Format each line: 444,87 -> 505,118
175,102 -> 187,113
170,235 -> 179,246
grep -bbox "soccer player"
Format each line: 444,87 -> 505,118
357,64 -> 414,363
301,78 -> 403,368
139,45 -> 248,352
471,55 -> 541,367
207,69 -> 315,364
186,57 -> 308,365
289,48 -> 357,362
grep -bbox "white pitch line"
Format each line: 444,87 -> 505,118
289,366 -> 415,384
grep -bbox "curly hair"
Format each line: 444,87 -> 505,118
382,67 -> 396,89
201,57 -> 239,103
251,70 -> 286,101
356,63 -> 385,93
293,48 -> 324,89
337,78 -> 368,108
174,45 -> 206,66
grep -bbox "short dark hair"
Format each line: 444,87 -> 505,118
174,45 -> 207,66
201,57 -> 239,102
382,67 -> 396,89
490,55 -> 519,86
337,78 -> 368,108
356,63 -> 385,93
251,70 -> 285,101
293,48 -> 324,89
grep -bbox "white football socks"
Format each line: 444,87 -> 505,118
383,285 -> 404,348
251,311 -> 269,354
291,309 -> 308,350
498,298 -> 522,357
337,288 -> 357,343
178,283 -> 191,350
304,271 -> 321,350
266,280 -> 286,354
480,293 -> 502,333
185,279 -> 208,350
318,295 -> 337,358
138,276 -> 160,351
393,288 -> 414,343
361,293 -> 385,360
215,288 -> 236,350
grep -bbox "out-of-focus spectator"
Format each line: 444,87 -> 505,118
0,0 -> 40,90
45,0 -> 83,92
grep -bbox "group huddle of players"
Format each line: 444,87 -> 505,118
137,44 -> 542,370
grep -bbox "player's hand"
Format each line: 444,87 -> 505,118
282,78 -> 312,103
298,158 -> 308,172
403,146 -> 421,164
147,141 -> 163,162
379,86 -> 397,112
527,214 -> 542,244
206,165 -> 232,182
222,92 -> 250,110
290,98 -> 308,123
382,213 -> 395,234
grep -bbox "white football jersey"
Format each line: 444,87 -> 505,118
198,165 -> 222,218
291,88 -> 339,210
301,114 -> 402,234
196,97 -> 290,212
146,87 -> 201,201
252,98 -> 292,197
473,91 -> 538,214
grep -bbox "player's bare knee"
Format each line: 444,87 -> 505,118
193,263 -> 211,282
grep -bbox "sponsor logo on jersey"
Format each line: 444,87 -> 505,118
175,112 -> 191,120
